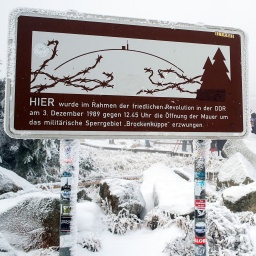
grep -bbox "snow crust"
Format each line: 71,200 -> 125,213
218,152 -> 256,184
102,178 -> 146,209
222,182 -> 256,203
250,226 -> 256,249
78,226 -> 182,256
0,232 -> 16,255
77,201 -> 104,233
0,191 -> 58,215
243,133 -> 256,153
224,134 -> 256,169
0,166 -> 35,191
76,201 -> 182,256
141,163 -> 194,216
83,139 -> 193,154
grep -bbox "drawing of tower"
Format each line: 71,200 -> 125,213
122,40 -> 129,50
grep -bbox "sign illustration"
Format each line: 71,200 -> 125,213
30,34 -> 229,99
5,10 -> 247,139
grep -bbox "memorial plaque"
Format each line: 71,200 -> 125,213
5,9 -> 247,138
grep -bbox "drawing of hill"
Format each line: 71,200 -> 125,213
30,32 -> 230,99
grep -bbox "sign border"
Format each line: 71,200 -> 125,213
5,8 -> 248,139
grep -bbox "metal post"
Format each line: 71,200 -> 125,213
194,140 -> 208,256
59,139 -> 80,256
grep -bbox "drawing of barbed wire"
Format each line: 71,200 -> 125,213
30,40 -> 114,93
137,67 -> 202,95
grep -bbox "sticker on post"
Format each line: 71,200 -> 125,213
61,204 -> 72,216
195,244 -> 206,255
60,216 -> 72,232
195,222 -> 206,239
195,199 -> 206,209
195,181 -> 206,199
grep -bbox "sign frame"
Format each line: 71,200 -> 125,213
5,8 -> 248,139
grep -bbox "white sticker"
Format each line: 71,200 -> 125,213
33,43 -> 49,57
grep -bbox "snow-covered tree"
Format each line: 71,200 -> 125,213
0,79 -> 60,182
12,139 -> 60,182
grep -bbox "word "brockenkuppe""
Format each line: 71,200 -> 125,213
125,121 -> 168,128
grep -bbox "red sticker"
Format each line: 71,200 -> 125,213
195,199 -> 206,209
194,237 -> 206,245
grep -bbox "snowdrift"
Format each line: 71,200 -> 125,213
0,167 -> 35,195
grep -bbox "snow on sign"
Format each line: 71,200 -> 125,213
5,9 -> 247,139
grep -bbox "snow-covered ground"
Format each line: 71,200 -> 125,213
1,137 -> 256,255
82,139 -> 193,154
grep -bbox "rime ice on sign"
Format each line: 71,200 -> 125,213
6,9 -> 247,139
33,43 -> 49,57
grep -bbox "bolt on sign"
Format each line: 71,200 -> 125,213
5,9 -> 247,139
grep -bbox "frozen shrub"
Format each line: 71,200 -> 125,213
78,185 -> 100,203
164,204 -> 255,255
207,193 -> 219,203
144,207 -> 193,231
175,215 -> 192,232
144,207 -> 174,230
30,247 -> 59,255
145,214 -> 159,230
78,233 -> 101,252
79,145 -> 195,179
101,198 -> 113,215
164,235 -> 194,256
237,211 -> 256,226
79,154 -> 99,177
103,208 -> 142,235
207,204 -> 254,255
163,216 -> 194,255
144,208 -> 159,230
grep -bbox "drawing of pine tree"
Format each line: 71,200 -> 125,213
200,57 -> 214,90
196,48 -> 230,102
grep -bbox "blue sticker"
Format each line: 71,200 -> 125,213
195,171 -> 205,180
62,171 -> 73,177
61,190 -> 71,201
195,221 -> 206,238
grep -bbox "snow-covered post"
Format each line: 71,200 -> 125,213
59,139 -> 80,256
194,140 -> 209,256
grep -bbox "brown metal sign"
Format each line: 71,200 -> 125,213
5,9 -> 247,139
